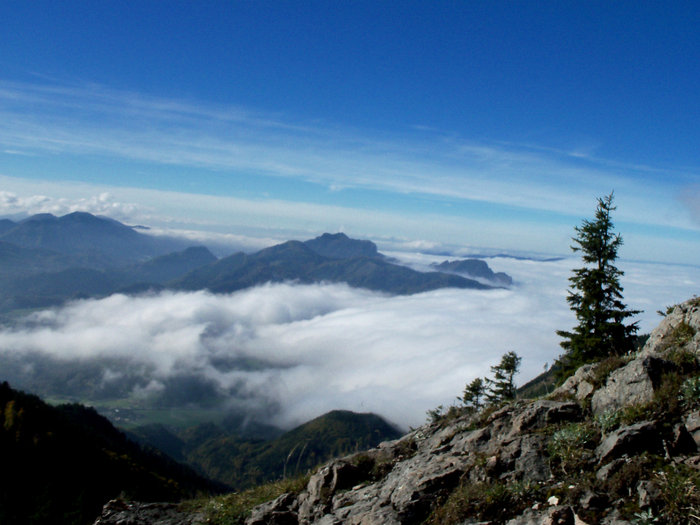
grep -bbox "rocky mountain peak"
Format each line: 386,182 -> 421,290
304,232 -> 380,260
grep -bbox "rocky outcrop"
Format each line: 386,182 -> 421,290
595,421 -> 662,463
554,364 -> 596,401
642,298 -> 700,358
557,298 -> 700,417
590,356 -> 676,415
94,499 -> 205,525
241,400 -> 590,524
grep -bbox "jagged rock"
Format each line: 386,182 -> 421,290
595,458 -> 626,482
669,422 -> 698,455
497,434 -> 551,481
248,400 -> 584,524
247,493 -> 298,525
553,364 -> 596,401
590,357 -> 675,416
297,460 -> 364,523
93,499 -> 204,525
508,400 -> 582,438
685,410 -> 700,448
642,298 -> 700,357
636,480 -> 662,510
596,421 -> 662,463
578,490 -> 608,512
387,454 -> 464,522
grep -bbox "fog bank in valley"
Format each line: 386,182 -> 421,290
0,256 -> 697,429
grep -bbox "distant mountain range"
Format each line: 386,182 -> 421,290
0,212 -> 511,316
431,258 -> 514,286
172,237 -> 493,295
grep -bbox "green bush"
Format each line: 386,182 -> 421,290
680,376 -> 700,410
547,422 -> 599,475
595,410 -> 621,433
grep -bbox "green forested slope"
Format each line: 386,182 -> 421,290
0,382 -> 224,525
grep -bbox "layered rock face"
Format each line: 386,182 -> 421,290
93,298 -> 700,524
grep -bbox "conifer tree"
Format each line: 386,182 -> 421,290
486,351 -> 521,402
556,193 -> 639,375
462,377 -> 486,411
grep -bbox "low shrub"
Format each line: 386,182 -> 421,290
547,422 -> 599,476
655,464 -> 700,524
680,376 -> 700,410
424,479 -> 543,524
595,410 -> 622,433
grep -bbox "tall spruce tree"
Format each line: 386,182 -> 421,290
556,193 -> 639,375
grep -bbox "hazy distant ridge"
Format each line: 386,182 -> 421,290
0,212 -> 509,315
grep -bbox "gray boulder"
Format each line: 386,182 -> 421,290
685,410 -> 700,448
552,364 -> 596,401
595,421 -> 662,463
590,357 -> 675,416
641,298 -> 700,358
93,500 -> 204,525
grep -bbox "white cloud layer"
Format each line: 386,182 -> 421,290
0,190 -> 142,223
0,256 -> 697,429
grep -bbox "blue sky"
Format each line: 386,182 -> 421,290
1,1 -> 699,262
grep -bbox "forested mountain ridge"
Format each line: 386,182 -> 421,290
128,410 -> 403,490
0,380 -> 402,525
0,381 -> 225,525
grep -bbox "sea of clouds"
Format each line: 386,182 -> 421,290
0,253 -> 697,430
